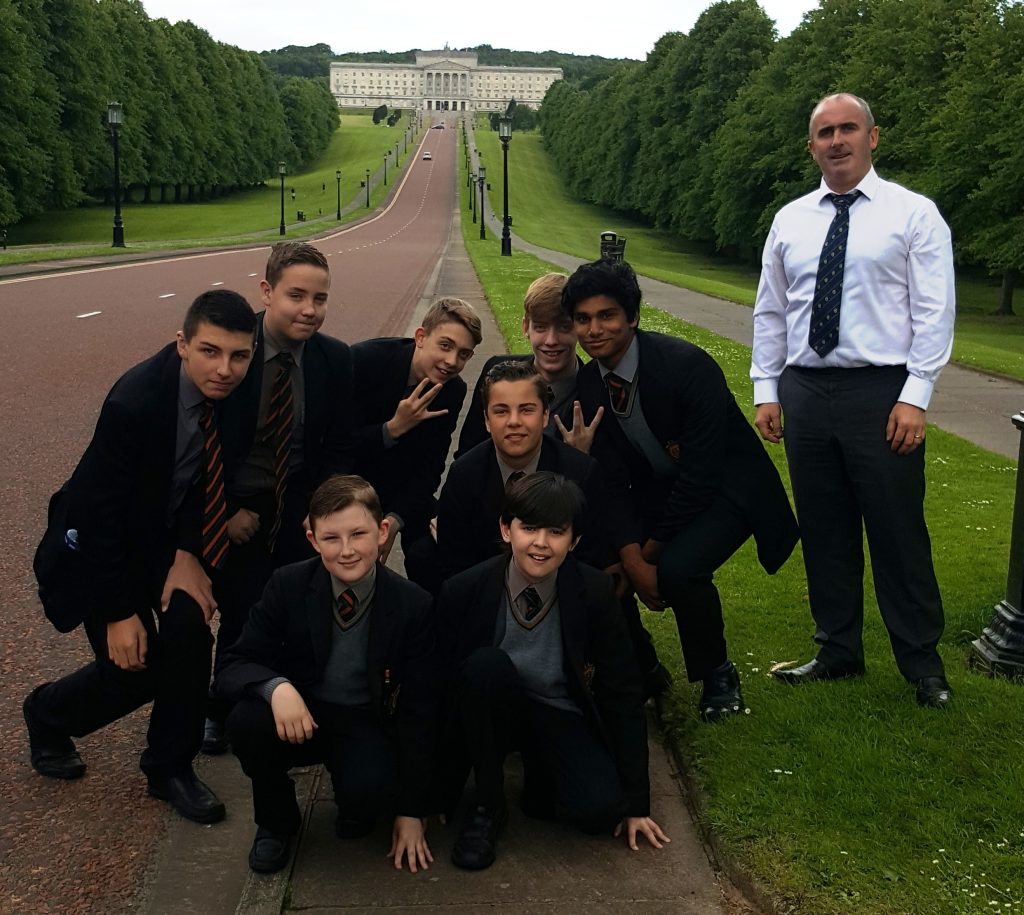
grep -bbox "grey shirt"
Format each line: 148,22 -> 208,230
167,365 -> 207,525
495,447 -> 542,485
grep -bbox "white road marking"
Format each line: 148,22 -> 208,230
76,311 -> 101,318
211,281 -> 224,286
248,273 -> 258,277
158,293 -> 176,299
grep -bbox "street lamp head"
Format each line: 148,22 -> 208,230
278,161 -> 286,176
479,165 -> 486,180
336,169 -> 341,181
107,101 -> 123,129
498,115 -> 512,141
366,169 -> 370,178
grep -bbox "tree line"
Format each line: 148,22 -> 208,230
539,0 -> 1022,312
1,0 -> 338,227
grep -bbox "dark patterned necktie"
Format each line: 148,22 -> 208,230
199,400 -> 230,569
336,588 -> 357,625
264,352 -> 295,551
605,372 -> 631,414
521,586 -> 543,621
809,191 -> 861,358
507,470 -> 526,486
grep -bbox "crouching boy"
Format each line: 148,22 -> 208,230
437,472 -> 668,870
215,475 -> 437,874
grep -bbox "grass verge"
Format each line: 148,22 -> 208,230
472,120 -> 1024,383
460,129 -> 1024,915
1,113 -> 420,262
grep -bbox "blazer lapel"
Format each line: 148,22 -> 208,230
306,564 -> 335,673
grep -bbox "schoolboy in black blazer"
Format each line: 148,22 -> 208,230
437,360 -> 613,579
563,259 -> 800,723
351,298 -> 481,591
204,242 -> 356,753
216,475 -> 437,875
25,291 -> 258,825
437,473 -> 668,871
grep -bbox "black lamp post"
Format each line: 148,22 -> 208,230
498,114 -> 512,256
335,169 -> 342,220
395,140 -> 400,169
278,161 -> 286,236
478,165 -> 486,240
383,152 -> 388,186
107,101 -> 126,248
365,168 -> 370,207
470,172 -> 476,222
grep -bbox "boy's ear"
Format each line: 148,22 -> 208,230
569,533 -> 581,552
414,326 -> 426,347
377,516 -> 391,547
258,279 -> 274,306
306,526 -> 320,553
499,519 -> 512,544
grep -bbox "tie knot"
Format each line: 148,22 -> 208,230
521,586 -> 543,621
828,191 -> 861,212
507,470 -> 526,486
337,588 -> 357,621
199,399 -> 214,428
278,351 -> 295,369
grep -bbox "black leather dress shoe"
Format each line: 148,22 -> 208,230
248,827 -> 292,874
451,805 -> 507,870
699,660 -> 745,723
23,688 -> 86,780
914,676 -> 952,709
334,813 -> 375,839
148,770 -> 226,824
201,718 -> 229,756
772,657 -> 865,685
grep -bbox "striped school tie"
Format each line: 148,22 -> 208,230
336,588 -> 357,627
605,372 -> 631,414
199,400 -> 230,569
264,352 -> 295,551
809,191 -> 861,358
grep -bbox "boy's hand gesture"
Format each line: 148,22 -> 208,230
614,816 -> 670,851
554,401 -> 604,454
386,378 -> 448,441
389,815 -> 433,873
270,682 -> 318,744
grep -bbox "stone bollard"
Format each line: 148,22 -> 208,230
971,411 -> 1024,679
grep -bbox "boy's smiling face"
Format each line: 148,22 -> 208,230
499,517 -> 578,584
306,504 -> 389,584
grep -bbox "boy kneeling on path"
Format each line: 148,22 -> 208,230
437,472 -> 669,870
215,475 -> 438,874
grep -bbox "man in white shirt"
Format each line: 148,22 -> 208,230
751,93 -> 954,709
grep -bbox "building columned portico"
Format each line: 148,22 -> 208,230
329,49 -> 562,112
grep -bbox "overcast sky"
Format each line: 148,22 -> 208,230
140,0 -> 819,60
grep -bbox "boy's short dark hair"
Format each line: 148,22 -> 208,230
500,472 -> 585,533
265,241 -> 330,288
481,360 -> 551,410
182,289 -> 257,341
561,258 -> 643,324
309,474 -> 383,530
422,297 -> 483,346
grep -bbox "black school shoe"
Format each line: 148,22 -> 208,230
451,805 -> 507,870
147,768 -> 226,824
201,718 -> 229,756
23,686 -> 86,780
249,827 -> 292,874
698,660 -> 745,723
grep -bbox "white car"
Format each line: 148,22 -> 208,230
423,151 -> 432,160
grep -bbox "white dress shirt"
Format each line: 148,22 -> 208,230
751,167 -> 955,409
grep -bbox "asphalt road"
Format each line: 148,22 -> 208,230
0,118 -> 458,915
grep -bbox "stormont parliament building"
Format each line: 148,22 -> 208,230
329,49 -> 562,112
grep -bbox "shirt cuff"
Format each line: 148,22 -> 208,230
753,378 -> 780,405
898,374 -> 934,410
256,676 -> 291,704
381,423 -> 397,449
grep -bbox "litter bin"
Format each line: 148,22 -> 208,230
599,230 -> 627,262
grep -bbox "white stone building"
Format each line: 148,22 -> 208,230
329,49 -> 562,112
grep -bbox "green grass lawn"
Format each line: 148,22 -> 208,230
3,113 -> 418,254
459,132 -> 1024,915
472,120 -> 1024,383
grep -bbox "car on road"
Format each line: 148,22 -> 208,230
422,151 -> 432,160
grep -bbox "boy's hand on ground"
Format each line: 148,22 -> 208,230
270,683 -> 317,744
227,508 -> 260,544
555,401 -> 604,454
160,549 -> 216,621
386,378 -> 448,440
388,816 -> 433,873
614,816 -> 670,851
107,616 -> 148,671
